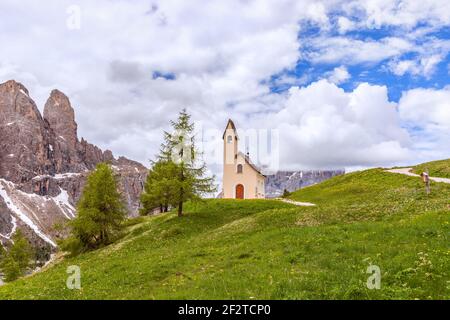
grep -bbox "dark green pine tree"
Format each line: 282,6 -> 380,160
67,163 -> 127,252
158,109 -> 216,217
0,230 -> 33,282
0,242 -> 7,277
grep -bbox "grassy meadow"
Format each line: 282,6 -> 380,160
413,159 -> 450,179
0,169 -> 448,299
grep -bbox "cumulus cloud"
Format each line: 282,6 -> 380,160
0,0 -> 306,163
266,80 -> 412,169
399,87 -> 450,129
398,87 -> 450,161
324,66 -> 351,84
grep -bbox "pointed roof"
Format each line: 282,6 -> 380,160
222,119 -> 238,140
238,152 -> 266,177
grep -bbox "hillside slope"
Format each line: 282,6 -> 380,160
0,169 -> 448,299
413,159 -> 450,178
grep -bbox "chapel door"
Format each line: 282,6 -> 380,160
236,184 -> 244,199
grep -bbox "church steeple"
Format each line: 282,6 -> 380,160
223,119 -> 238,165
221,119 -> 265,199
222,119 -> 238,140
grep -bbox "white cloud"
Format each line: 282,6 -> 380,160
388,54 -> 446,78
303,32 -> 450,78
337,16 -> 355,34
398,86 -> 450,161
347,0 -> 450,29
325,66 -> 351,84
389,59 -> 416,76
263,80 -> 412,170
304,36 -> 413,64
0,0 -> 306,165
399,87 -> 450,131
421,55 -> 443,76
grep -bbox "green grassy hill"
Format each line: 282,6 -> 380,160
0,169 -> 449,299
413,159 -> 450,178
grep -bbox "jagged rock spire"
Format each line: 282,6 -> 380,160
43,89 -> 78,149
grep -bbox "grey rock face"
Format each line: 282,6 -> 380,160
44,90 -> 78,150
265,170 -> 345,198
0,80 -> 147,249
0,80 -> 56,184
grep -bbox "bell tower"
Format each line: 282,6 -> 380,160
223,119 -> 238,198
223,119 -> 238,165
221,119 -> 265,199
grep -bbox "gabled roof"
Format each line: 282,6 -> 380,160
222,119 -> 238,140
238,152 -> 266,177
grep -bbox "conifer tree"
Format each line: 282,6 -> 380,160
1,255 -> 21,282
67,163 -> 126,251
0,243 -> 5,261
0,243 -> 6,275
0,230 -> 33,282
141,109 -> 216,217
140,160 -> 179,215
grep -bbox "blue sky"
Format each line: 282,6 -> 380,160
270,22 -> 450,102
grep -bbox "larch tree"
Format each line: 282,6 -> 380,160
66,163 -> 127,252
140,160 -> 179,215
0,243 -> 5,261
0,230 -> 33,282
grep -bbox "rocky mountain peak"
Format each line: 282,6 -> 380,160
43,89 -> 78,148
0,80 -> 42,123
1,80 -> 29,95
0,80 -> 148,183
0,80 -> 51,184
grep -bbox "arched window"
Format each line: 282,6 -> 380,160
237,164 -> 243,173
227,135 -> 233,143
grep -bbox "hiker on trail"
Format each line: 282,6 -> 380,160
420,172 -> 430,195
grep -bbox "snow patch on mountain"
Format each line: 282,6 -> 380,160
0,179 -> 67,247
32,172 -> 82,181
54,188 -> 76,219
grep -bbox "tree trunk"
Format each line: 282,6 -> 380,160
178,164 -> 184,217
178,201 -> 183,217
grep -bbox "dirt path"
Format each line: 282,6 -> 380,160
386,168 -> 450,184
279,198 -> 316,207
